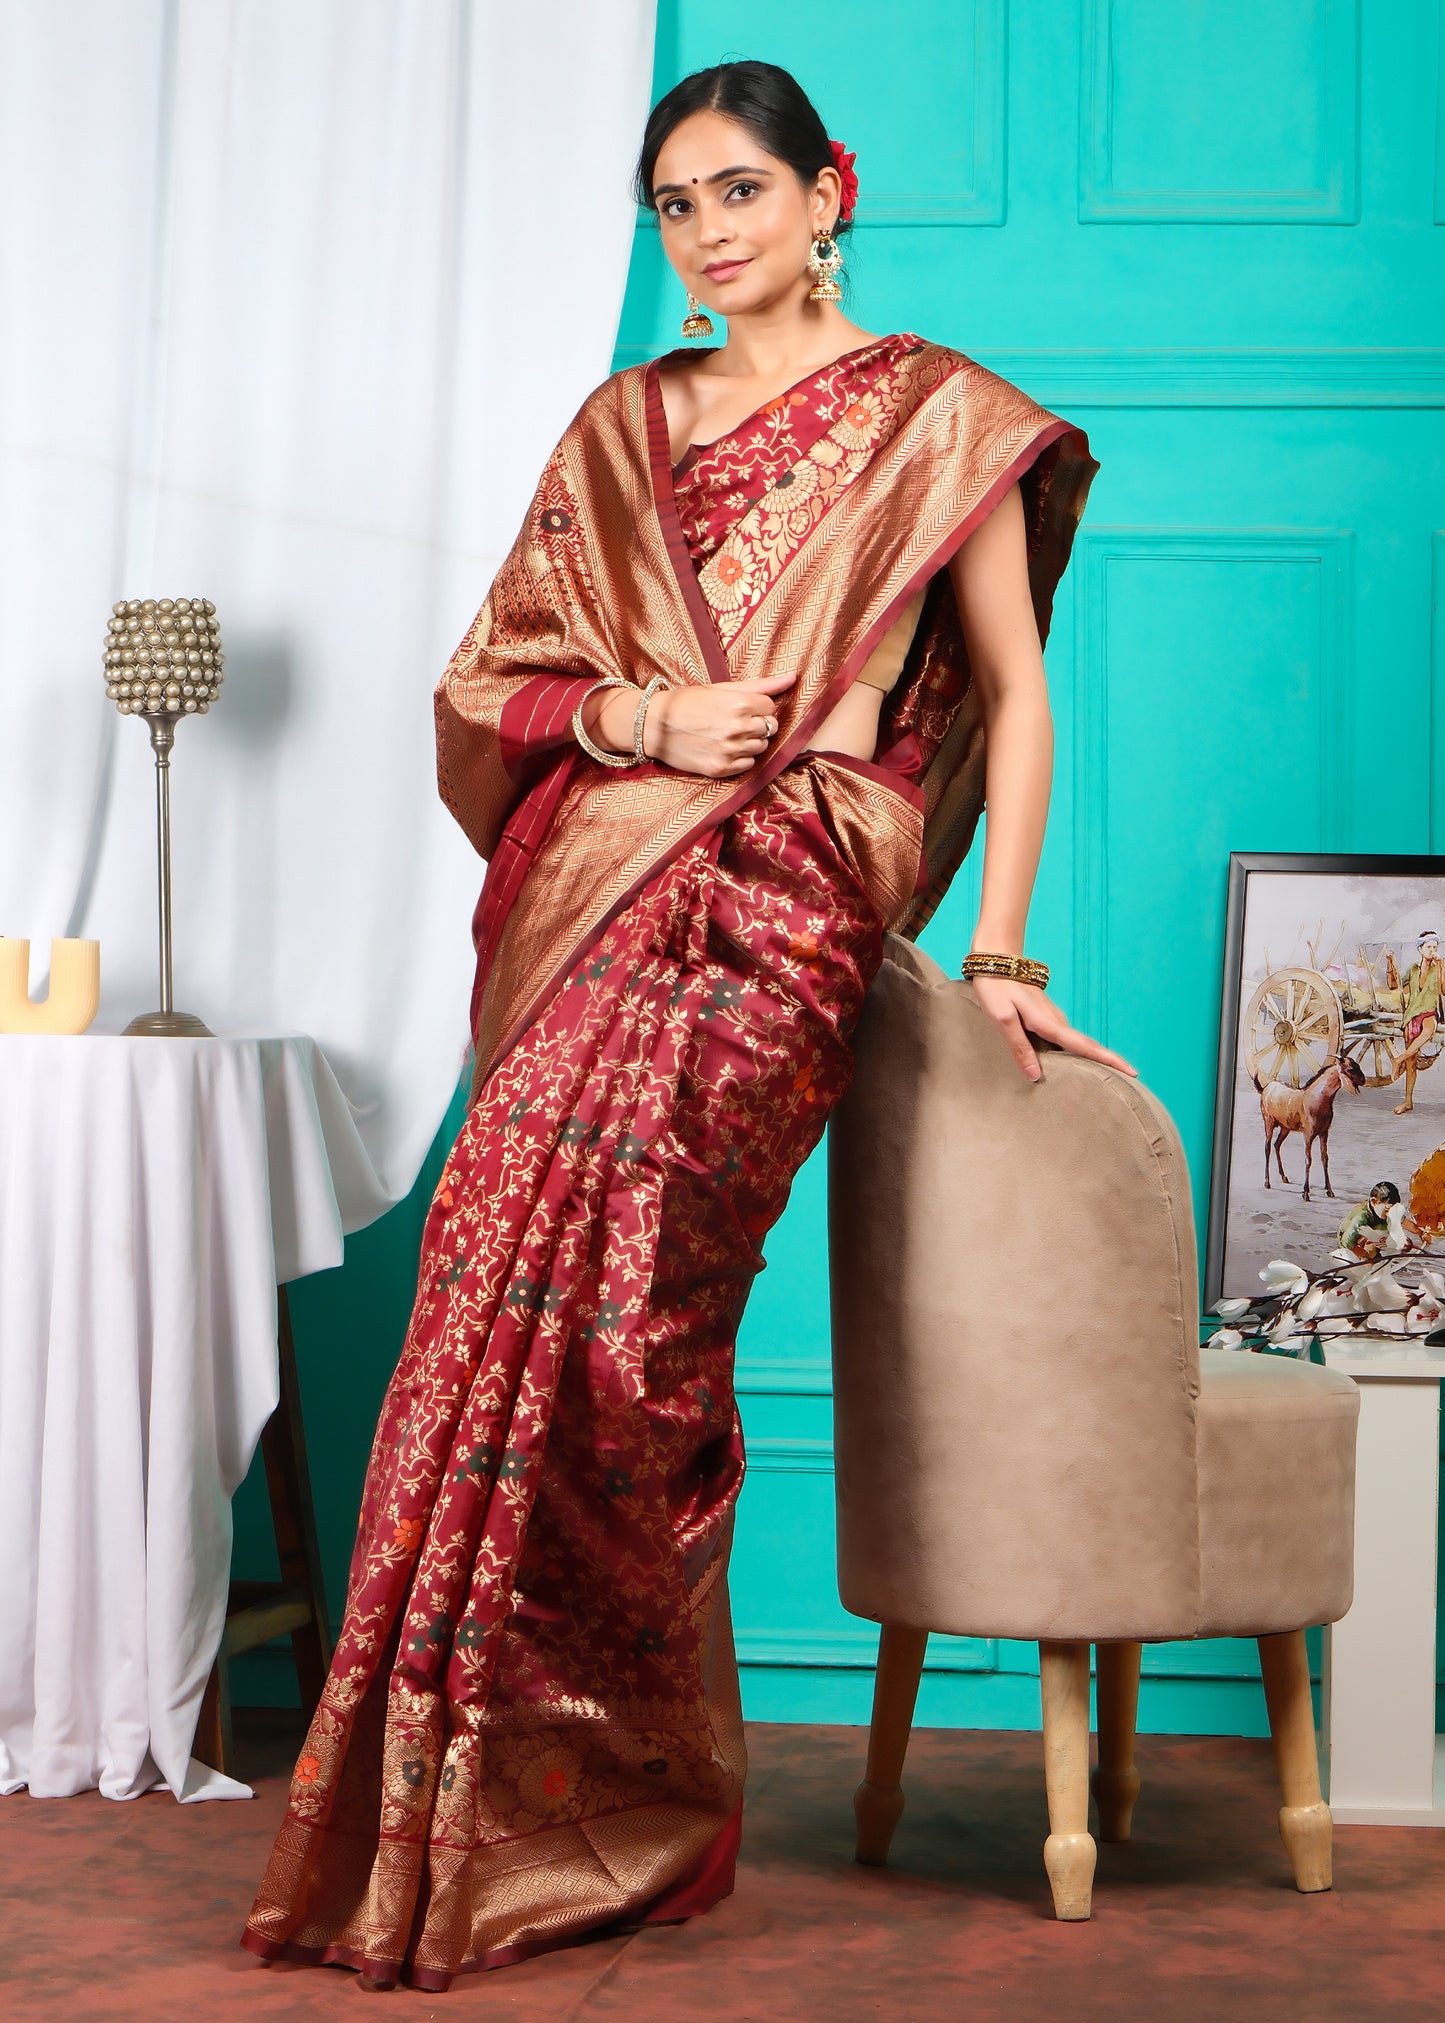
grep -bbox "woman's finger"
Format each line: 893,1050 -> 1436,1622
1053,1029 -> 1138,1074
989,1008 -> 1041,1082
1014,996 -> 1138,1077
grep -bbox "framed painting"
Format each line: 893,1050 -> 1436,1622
1205,853 -> 1445,1316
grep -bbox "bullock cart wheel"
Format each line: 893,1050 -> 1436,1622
1243,968 -> 1341,1090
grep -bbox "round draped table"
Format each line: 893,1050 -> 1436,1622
0,1034 -> 391,1803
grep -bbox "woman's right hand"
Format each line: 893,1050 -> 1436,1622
588,669 -> 796,778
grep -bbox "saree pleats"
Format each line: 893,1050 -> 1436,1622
242,756 -> 899,1988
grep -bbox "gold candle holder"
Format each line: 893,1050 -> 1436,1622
103,596 -> 226,1038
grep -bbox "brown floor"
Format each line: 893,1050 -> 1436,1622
1,1714 -> 1441,2022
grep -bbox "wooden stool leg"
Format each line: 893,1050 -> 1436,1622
1039,1640 -> 1097,1920
1258,1629 -> 1331,1892
1092,1641 -> 1142,1842
854,1625 -> 929,1866
194,1652 -> 234,1775
262,1287 -> 334,1712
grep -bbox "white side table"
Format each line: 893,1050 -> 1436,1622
1321,1338 -> 1444,1826
0,1034 -> 388,1803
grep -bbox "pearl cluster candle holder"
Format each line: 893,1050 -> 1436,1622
103,596 -> 226,1037
104,595 -> 225,715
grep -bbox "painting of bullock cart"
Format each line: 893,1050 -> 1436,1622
1205,854 -> 1445,1307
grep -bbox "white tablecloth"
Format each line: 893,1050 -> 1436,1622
0,1034 -> 390,1802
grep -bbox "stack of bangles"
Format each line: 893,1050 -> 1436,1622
962,951 -> 1050,991
570,674 -> 669,768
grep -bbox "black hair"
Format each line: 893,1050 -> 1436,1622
1370,1181 -> 1401,1204
634,61 -> 850,234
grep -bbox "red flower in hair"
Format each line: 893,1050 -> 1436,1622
829,139 -> 859,222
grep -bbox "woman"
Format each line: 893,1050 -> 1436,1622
242,60 -> 1131,1991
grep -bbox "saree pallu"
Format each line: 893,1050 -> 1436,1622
242,753 -> 919,1988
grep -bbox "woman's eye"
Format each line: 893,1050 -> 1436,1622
726,181 -> 759,201
660,198 -> 692,221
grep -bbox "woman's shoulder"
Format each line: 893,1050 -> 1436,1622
901,337 -> 1059,430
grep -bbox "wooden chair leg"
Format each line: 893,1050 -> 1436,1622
854,1624 -> 929,1865
262,1286 -> 334,1712
1258,1629 -> 1332,1892
1092,1641 -> 1142,1842
1039,1640 -> 1097,1920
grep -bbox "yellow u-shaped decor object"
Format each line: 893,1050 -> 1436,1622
0,938 -> 101,1035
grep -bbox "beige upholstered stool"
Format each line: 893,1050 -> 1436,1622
829,937 -> 1359,1921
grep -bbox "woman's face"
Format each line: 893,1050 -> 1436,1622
650,110 -> 839,322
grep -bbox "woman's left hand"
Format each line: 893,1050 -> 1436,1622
970,974 -> 1137,1084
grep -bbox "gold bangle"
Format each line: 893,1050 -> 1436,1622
571,678 -> 638,768
633,675 -> 668,762
962,951 -> 1050,990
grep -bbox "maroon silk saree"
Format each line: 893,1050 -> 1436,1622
242,337 -> 1095,1989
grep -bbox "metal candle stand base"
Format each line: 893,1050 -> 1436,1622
123,1011 -> 214,1038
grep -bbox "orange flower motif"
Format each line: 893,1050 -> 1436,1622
439,1187 -> 454,1208
296,1755 -> 321,1785
705,542 -> 757,616
393,1517 -> 423,1551
793,1067 -> 818,1101
518,1743 -> 581,1815
833,392 -> 881,451
788,932 -> 821,962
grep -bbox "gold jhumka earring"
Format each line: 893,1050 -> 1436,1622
806,230 -> 844,303
680,292 -> 714,339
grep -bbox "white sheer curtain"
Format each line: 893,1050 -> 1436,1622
0,0 -> 656,1207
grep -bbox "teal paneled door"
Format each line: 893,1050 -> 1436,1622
615,1 -> 1445,1734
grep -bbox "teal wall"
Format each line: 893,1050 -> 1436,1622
237,1 -> 1445,1735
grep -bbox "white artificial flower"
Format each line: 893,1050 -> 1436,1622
1419,1269 -> 1445,1300
1369,1312 -> 1410,1335
1298,1283 -> 1326,1319
1211,1297 -> 1251,1319
1208,1328 -> 1245,1350
1267,1307 -> 1306,1342
1260,1260 -> 1309,1299
1354,1268 -> 1411,1312
1314,1282 -> 1359,1317
1405,1297 -> 1444,1334
1316,1317 -> 1357,1335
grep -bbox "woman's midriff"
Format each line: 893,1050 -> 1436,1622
804,680 -> 885,760
802,588 -> 927,760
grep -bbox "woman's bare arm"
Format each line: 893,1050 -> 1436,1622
948,484 -> 1134,1082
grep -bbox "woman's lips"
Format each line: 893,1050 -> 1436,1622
702,258 -> 751,283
